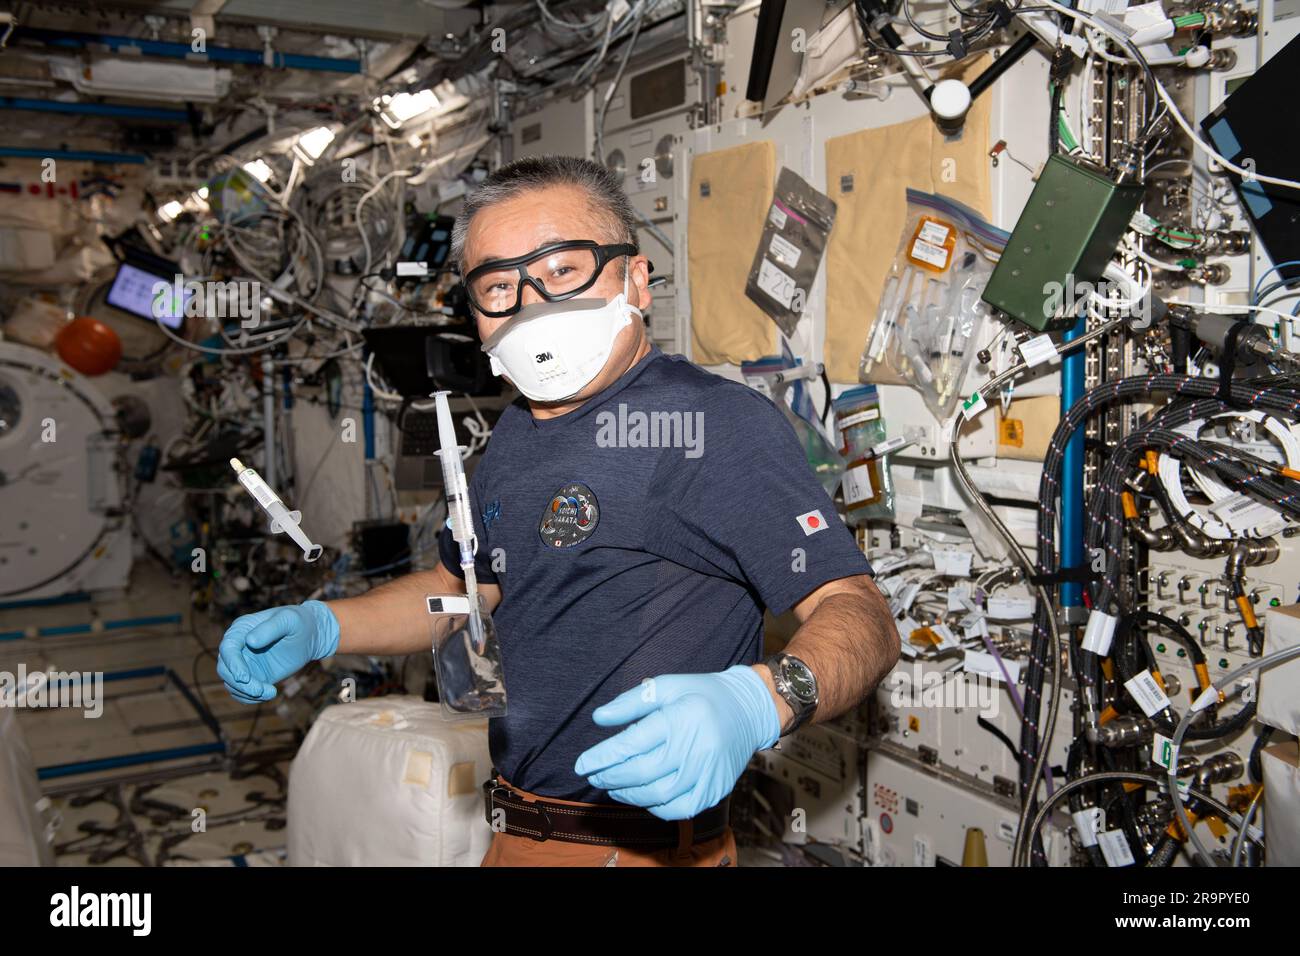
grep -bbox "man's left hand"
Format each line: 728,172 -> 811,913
574,665 -> 782,820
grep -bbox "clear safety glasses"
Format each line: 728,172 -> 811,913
460,239 -> 637,318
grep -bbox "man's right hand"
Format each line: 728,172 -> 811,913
216,601 -> 340,703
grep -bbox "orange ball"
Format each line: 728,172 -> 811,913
56,317 -> 122,376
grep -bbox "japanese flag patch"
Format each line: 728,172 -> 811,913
796,510 -> 828,536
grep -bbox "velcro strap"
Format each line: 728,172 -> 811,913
1029,566 -> 1100,587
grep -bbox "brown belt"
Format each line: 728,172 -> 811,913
482,775 -> 730,848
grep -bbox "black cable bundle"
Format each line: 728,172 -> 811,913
1016,374 -> 1300,864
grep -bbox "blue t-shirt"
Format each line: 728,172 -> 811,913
438,348 -> 873,801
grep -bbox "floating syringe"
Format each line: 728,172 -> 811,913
230,458 -> 323,562
433,392 -> 486,652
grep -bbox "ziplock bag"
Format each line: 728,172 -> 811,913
427,593 -> 507,720
833,385 -> 895,525
860,190 -> 1009,420
745,168 -> 838,336
743,353 -> 847,498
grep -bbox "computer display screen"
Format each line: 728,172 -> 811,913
105,262 -> 189,329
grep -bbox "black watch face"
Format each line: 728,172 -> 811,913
784,660 -> 817,701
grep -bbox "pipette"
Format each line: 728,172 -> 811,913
433,391 -> 486,652
229,458 -> 323,562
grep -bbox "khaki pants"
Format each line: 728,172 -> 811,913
480,779 -> 737,867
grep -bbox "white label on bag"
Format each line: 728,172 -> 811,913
769,233 -> 802,269
427,595 -> 472,615
756,258 -> 797,308
837,408 -> 878,431
910,237 -> 950,269
837,408 -> 881,429
919,220 -> 952,246
768,204 -> 788,229
1018,334 -> 1061,368
1124,669 -> 1171,717
842,463 -> 875,504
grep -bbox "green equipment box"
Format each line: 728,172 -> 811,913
981,155 -> 1144,331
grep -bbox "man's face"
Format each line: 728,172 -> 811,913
461,184 -> 652,410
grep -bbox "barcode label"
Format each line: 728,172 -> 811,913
1216,495 -> 1261,516
1208,494 -> 1278,532
1124,669 -> 1171,717
1098,829 -> 1135,867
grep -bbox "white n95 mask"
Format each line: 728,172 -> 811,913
478,271 -> 641,403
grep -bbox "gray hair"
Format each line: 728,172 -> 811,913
450,155 -> 637,277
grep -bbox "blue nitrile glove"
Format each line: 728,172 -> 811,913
574,665 -> 782,821
216,600 -> 340,703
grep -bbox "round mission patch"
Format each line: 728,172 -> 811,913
539,482 -> 600,548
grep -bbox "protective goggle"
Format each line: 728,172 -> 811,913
459,239 -> 638,318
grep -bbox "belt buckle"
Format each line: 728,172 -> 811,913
488,782 -> 552,842
484,781 -> 509,829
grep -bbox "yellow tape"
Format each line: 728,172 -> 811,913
1236,595 -> 1258,629
1194,662 -> 1211,694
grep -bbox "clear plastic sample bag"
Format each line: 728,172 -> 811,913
860,190 -> 1009,421
833,385 -> 895,526
427,593 -> 507,720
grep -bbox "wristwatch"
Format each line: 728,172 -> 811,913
761,652 -> 819,736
